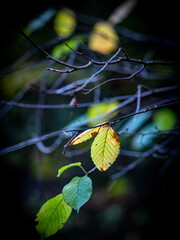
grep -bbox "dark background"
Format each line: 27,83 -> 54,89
1,0 -> 179,239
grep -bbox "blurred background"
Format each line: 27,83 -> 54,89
1,0 -> 180,239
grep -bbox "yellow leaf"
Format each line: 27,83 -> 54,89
91,125 -> 120,171
88,21 -> 119,55
86,101 -> 119,126
54,8 -> 76,38
69,126 -> 101,146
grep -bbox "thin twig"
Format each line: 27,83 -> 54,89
62,132 -> 80,155
0,84 -> 179,110
111,136 -> 177,180
119,84 -> 142,134
70,47 -> 122,93
84,65 -> 145,94
1,99 -> 180,156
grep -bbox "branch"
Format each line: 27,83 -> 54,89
65,47 -> 122,93
107,99 -> 180,126
0,84 -> 179,109
0,129 -> 79,156
84,65 -> 146,94
1,99 -> 180,156
20,30 -> 177,83
111,135 -> 177,180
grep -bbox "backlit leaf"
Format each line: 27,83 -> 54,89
35,194 -> 72,238
69,126 -> 101,145
86,101 -> 119,126
51,36 -> 84,59
54,8 -> 76,38
91,125 -> 120,171
153,108 -> 176,130
62,176 -> 93,212
88,21 -> 119,55
57,162 -> 82,177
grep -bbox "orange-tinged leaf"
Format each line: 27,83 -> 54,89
91,126 -> 120,171
69,126 -> 101,145
88,21 -> 119,55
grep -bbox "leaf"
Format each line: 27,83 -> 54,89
57,162 -> 82,177
91,125 -> 120,171
62,176 -> 93,212
88,21 -> 119,55
86,101 -> 119,126
153,108 -> 177,130
54,8 -> 76,37
51,36 -> 84,59
35,194 -> 72,239
69,126 -> 101,145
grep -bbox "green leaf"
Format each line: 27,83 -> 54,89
62,176 -> 93,212
35,194 -> 72,238
51,36 -> 84,59
54,8 -> 76,37
57,162 -> 82,177
86,101 -> 119,126
153,108 -> 177,130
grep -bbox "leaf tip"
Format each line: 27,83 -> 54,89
99,167 -> 104,172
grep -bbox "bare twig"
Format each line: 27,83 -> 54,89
84,65 -> 145,94
0,84 -> 179,109
0,129 -> 78,156
62,131 -> 80,155
68,47 -> 122,93
111,136 -> 177,180
1,99 -> 180,156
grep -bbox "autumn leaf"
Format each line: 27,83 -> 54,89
91,125 -> 120,171
69,124 -> 120,172
69,126 -> 101,145
88,21 -> 119,55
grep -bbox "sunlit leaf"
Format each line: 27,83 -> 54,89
86,101 -> 119,126
57,162 -> 82,177
69,126 -> 101,145
62,176 -> 93,212
91,125 -> 120,171
153,108 -> 177,130
88,21 -> 119,55
54,8 -> 76,38
51,36 -> 84,59
35,194 -> 72,238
